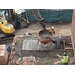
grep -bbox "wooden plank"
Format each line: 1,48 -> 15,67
65,41 -> 72,44
65,47 -> 73,50
67,43 -> 72,45
54,61 -> 62,64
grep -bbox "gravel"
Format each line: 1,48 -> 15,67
41,34 -> 52,40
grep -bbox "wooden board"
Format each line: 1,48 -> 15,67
65,47 -> 73,50
64,40 -> 73,50
0,45 -> 8,65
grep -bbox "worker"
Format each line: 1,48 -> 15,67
47,26 -> 55,34
56,52 -> 69,65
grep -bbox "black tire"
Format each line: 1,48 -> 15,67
20,23 -> 29,28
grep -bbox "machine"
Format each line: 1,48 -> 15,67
0,9 -> 29,34
31,9 -> 46,31
0,9 -> 45,35
0,11 -> 15,34
4,9 -> 29,28
4,9 -> 45,30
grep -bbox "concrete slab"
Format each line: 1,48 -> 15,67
22,39 -> 55,51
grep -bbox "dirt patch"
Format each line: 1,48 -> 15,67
14,22 -> 73,65
1,22 -> 73,65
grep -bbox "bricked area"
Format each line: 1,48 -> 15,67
23,56 -> 37,65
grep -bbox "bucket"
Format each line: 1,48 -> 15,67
38,29 -> 52,44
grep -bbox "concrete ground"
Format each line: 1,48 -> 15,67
2,21 -> 73,65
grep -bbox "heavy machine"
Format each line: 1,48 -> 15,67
0,11 -> 15,34
4,9 -> 29,28
0,9 -> 46,35
0,9 -> 29,34
31,9 -> 46,31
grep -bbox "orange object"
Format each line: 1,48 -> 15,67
38,30 -> 52,44
0,45 -> 8,65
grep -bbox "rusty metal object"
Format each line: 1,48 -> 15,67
38,29 -> 52,44
38,40 -> 52,48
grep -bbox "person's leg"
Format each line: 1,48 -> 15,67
62,63 -> 68,65
65,63 -> 68,65
62,63 -> 65,65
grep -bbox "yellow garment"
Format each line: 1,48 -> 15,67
47,28 -> 55,34
61,56 -> 68,63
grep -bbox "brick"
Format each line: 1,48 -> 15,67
11,52 -> 14,56
12,43 -> 15,47
10,59 -> 15,65
23,62 -> 28,65
11,51 -> 16,56
13,37 -> 17,44
28,61 -> 32,65
23,57 -> 28,62
9,57 -> 11,61
10,60 -> 13,64
12,47 -> 15,51
19,62 -> 22,65
8,61 -> 11,65
27,57 -> 34,65
23,57 -> 28,65
23,56 -> 37,65
16,61 -> 19,65
9,55 -> 14,61
27,57 -> 30,60
16,61 -> 22,65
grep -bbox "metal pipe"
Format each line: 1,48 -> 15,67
57,32 -> 61,48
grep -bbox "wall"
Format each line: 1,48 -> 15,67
0,9 -> 73,22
